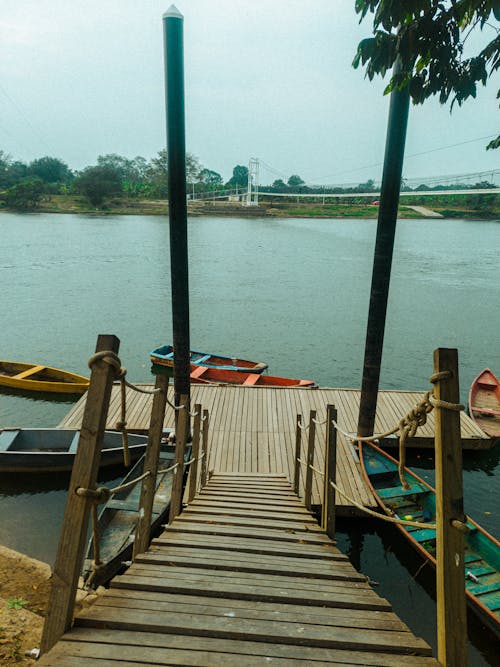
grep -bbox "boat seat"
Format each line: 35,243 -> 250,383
106,499 -> 139,512
467,581 -> 500,597
68,432 -> 80,453
243,373 -> 260,386
409,528 -> 437,543
472,406 -> 500,416
13,365 -> 45,379
191,366 -> 208,379
377,483 -> 427,499
477,379 -> 498,388
0,430 -> 19,451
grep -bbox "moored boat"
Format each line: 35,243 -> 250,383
359,440 -> 500,637
0,429 -> 149,473
189,365 -> 316,387
469,368 -> 500,440
82,442 -> 189,587
150,344 -> 267,374
0,361 -> 89,394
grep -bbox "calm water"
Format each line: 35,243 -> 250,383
0,212 -> 498,663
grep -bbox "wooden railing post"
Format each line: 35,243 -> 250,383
434,348 -> 467,667
187,404 -> 202,502
200,408 -> 209,487
168,394 -> 189,523
304,409 -> 316,510
133,373 -> 169,558
294,414 -> 302,494
323,404 -> 337,539
40,334 -> 120,654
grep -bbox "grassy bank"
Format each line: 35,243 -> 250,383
1,193 -> 499,219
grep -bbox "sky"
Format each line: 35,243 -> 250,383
0,0 -> 498,186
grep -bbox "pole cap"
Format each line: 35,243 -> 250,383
163,4 -> 183,19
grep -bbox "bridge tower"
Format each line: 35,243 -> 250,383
245,157 -> 259,206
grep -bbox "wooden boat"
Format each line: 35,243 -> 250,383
189,365 -> 317,387
82,442 -> 189,587
150,344 -> 267,374
0,429 -> 149,472
360,440 -> 500,637
469,368 -> 500,439
0,361 -> 89,394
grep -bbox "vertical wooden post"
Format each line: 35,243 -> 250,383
187,404 -> 202,502
293,414 -> 302,494
434,348 -> 467,667
168,395 -> 189,523
200,408 -> 209,487
304,410 -> 316,511
40,334 -> 119,654
323,404 -> 337,539
133,373 -> 169,558
163,6 -> 191,407
357,59 -> 410,438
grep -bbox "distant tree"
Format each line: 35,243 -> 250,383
287,174 -> 305,189
353,1 -> 500,150
186,153 -> 202,184
227,165 -> 249,188
271,179 -> 287,192
145,149 -> 169,198
0,151 -> 29,188
74,165 -> 122,208
198,168 -> 223,188
357,178 -> 376,192
474,180 -> 496,189
415,183 -> 431,191
28,156 -> 72,184
3,179 -> 44,210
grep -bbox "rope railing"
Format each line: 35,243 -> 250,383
293,371 -> 465,535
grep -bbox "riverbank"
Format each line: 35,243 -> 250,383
0,546 -> 50,665
2,193 -> 498,219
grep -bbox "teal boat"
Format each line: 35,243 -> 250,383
150,344 -> 267,374
360,441 -> 500,637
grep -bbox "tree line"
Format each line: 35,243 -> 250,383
0,150 -> 252,210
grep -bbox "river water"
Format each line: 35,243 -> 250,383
0,212 -> 498,663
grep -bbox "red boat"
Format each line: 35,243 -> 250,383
469,368 -> 500,439
190,366 -> 316,388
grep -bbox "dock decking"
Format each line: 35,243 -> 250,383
37,474 -> 439,666
59,384 -> 489,509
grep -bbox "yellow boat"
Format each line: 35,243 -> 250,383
0,361 -> 90,394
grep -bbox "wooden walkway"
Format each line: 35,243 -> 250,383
38,474 -> 438,666
59,384 -> 489,510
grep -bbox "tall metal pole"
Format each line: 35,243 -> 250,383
163,5 -> 190,408
357,62 -> 410,437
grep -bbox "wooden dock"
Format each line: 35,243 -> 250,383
59,384 -> 490,509
37,474 -> 439,666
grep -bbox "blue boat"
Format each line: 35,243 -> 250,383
151,344 -> 268,374
360,440 -> 500,638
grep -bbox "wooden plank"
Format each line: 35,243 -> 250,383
75,604 -> 429,653
163,521 -> 332,544
100,587 -> 402,626
152,534 -> 341,559
43,628 -> 440,666
135,552 -> 365,581
178,511 -> 322,532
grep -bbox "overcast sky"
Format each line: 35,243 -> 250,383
1,0 -> 498,185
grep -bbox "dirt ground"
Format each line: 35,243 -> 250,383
0,545 -> 51,665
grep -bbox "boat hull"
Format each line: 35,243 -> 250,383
360,441 -> 500,638
83,443 -> 189,587
0,361 -> 89,394
189,365 -> 317,387
469,368 -> 500,439
0,429 -> 149,472
150,345 -> 267,374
